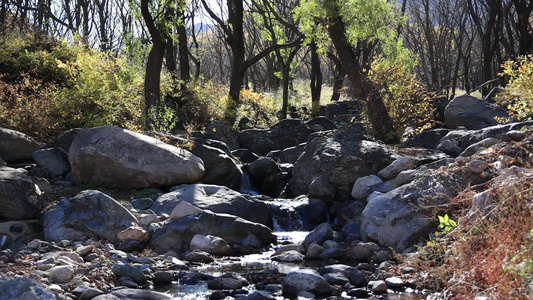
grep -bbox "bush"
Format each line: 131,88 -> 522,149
496,55 -> 533,122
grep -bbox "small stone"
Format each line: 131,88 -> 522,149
402,267 -> 416,274
76,245 -> 93,256
271,250 -> 304,263
79,288 -> 104,300
468,160 -> 489,174
138,214 -> 158,226
48,265 -> 74,283
347,288 -> 369,298
131,198 -> 154,210
507,130 -> 526,141
368,280 -> 388,294
117,226 -> 149,243
296,291 -> 316,299
27,239 -> 42,250
83,253 -> 99,262
184,250 -> 214,263
385,276 -> 405,289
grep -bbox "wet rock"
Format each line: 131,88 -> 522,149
112,263 -> 147,284
323,272 -> 349,285
305,243 -> 323,259
69,126 -> 204,188
48,265 -> 74,283
190,234 -> 233,256
266,196 -> 327,231
307,176 -> 336,203
282,269 -> 334,297
301,223 -> 332,251
208,276 -> 245,290
378,157 -> 415,180
153,271 -> 174,286
32,147 -> 70,176
44,190 -> 138,244
385,276 -> 405,289
0,167 -> 41,220
152,184 -> 271,227
271,250 -> 304,263
347,288 -> 370,298
0,127 -> 41,163
235,290 -> 275,300
92,288 -> 172,299
184,250 -> 214,263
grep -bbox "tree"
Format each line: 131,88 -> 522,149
297,0 -> 398,143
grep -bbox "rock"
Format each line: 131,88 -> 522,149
205,120 -> 239,150
305,116 -> 337,132
184,250 -> 214,263
248,157 -> 280,179
48,265 -> 74,283
232,149 -> 260,164
118,241 -> 145,252
266,143 -> 306,164
396,169 -> 417,186
305,243 -> 324,259
368,280 -> 388,293
378,157 -> 415,180
340,222 -> 362,241
385,276 -> 405,289
152,184 -> 271,227
271,250 -> 304,263
79,288 -> 105,300
235,290 -> 275,300
372,250 -> 393,263
189,140 -> 242,190
46,128 -> 82,152
347,242 -> 380,261
321,264 -> 366,287
207,277 -> 244,290
507,130 -> 526,141
112,263 -> 147,284
238,119 -> 313,156
307,176 -> 336,202
323,272 -> 349,285
69,126 -> 204,188
266,196 -> 328,231
468,160 -> 489,174
92,288 -> 172,299
301,223 -> 332,251
0,127 -> 41,163
43,190 -> 139,244
444,95 -> 508,129
260,172 -> 291,198
117,226 -> 149,243
153,271 -> 174,286
138,213 -> 159,226
170,201 -> 204,219
131,198 -> 154,210
459,137 -> 500,157
190,234 -> 234,256
149,211 -> 275,254
76,245 -> 93,256
0,277 -> 55,299
351,175 -> 382,200
404,128 -> 451,149
289,123 -> 395,198
282,269 -> 334,297
0,167 -> 41,220
32,147 -> 70,176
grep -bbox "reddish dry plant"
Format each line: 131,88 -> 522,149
445,180 -> 533,299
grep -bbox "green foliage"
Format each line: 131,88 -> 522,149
0,32 -> 144,141
496,55 -> 533,122
370,52 -> 436,135
438,214 -> 457,235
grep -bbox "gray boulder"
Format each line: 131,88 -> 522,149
46,128 -> 81,152
282,269 -> 334,297
148,211 -> 276,254
112,263 -> 147,284
266,196 -> 327,231
0,167 -> 41,220
33,147 -> 70,176
308,176 -> 336,202
151,184 -> 271,227
0,277 -> 56,300
238,119 -> 313,155
190,234 -> 234,256
289,123 -> 395,198
444,95 -> 508,130
404,128 -> 451,149
351,175 -> 382,200
205,120 -> 239,150
190,142 -> 242,190
267,143 -> 306,164
361,165 -> 483,251
0,127 -> 41,163
248,157 -> 280,179
43,190 -> 139,244
301,223 -> 332,251
92,288 -> 172,300
69,126 -> 204,188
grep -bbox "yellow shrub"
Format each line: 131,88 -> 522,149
497,55 -> 533,122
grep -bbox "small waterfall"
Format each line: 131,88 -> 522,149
240,172 -> 259,196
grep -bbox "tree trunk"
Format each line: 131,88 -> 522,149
310,43 -> 322,117
177,8 -> 190,84
327,51 -> 344,101
326,16 -> 397,143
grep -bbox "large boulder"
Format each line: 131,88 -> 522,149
32,147 -> 71,177
69,126 -> 204,188
205,120 -> 239,150
0,127 -> 41,163
0,277 -> 56,300
289,123 -> 395,198
282,269 -> 334,297
151,184 -> 272,228
238,119 -> 313,155
444,95 -> 508,130
148,211 -> 276,254
189,142 -> 242,190
361,164 -> 484,251
46,128 -> 82,152
43,190 -> 139,244
0,167 -> 41,220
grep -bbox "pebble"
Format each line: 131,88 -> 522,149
468,160 -> 489,174
48,265 -> 74,283
385,276 -> 405,289
368,280 -> 388,294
